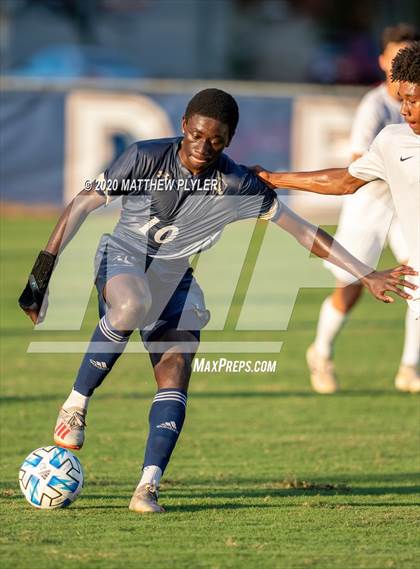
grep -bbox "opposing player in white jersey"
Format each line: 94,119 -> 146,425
256,41 -> 420,392
307,24 -> 420,394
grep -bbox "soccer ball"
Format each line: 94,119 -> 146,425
19,446 -> 84,509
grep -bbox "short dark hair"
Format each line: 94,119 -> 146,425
381,23 -> 419,52
185,88 -> 239,138
391,42 -> 420,84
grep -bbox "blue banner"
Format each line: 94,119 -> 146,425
0,88 -> 292,205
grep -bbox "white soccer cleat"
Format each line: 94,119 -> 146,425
306,344 -> 339,394
395,365 -> 420,393
129,483 -> 165,513
54,406 -> 86,450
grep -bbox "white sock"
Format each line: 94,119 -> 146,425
138,465 -> 162,488
401,308 -> 420,368
314,296 -> 347,359
63,389 -> 90,412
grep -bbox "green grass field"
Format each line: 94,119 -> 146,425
1,216 -> 419,569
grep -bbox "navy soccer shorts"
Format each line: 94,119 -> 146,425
94,234 -> 210,351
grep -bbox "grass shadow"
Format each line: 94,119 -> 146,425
2,389 -> 409,404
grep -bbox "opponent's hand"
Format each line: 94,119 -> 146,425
361,265 -> 418,303
250,165 -> 276,189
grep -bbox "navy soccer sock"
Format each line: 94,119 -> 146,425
73,315 -> 131,396
143,389 -> 187,474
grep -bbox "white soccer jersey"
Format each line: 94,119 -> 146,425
324,84 -> 407,284
350,84 -> 402,156
349,123 -> 420,315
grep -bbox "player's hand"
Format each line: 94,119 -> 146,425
22,292 -> 49,324
18,250 -> 56,324
361,265 -> 418,303
23,307 -> 39,324
250,165 -> 276,189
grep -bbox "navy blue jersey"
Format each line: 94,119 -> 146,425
96,137 -> 281,259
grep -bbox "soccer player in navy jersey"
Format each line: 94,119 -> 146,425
19,88 -> 417,513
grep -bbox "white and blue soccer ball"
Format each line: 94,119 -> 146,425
19,446 -> 84,509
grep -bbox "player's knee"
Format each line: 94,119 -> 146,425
111,293 -> 151,330
138,283 -> 153,315
155,352 -> 191,388
163,352 -> 191,378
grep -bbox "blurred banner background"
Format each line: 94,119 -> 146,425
1,0 -> 419,217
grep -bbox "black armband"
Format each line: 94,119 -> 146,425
18,251 -> 56,311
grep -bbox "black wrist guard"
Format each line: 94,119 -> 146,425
18,251 -> 56,311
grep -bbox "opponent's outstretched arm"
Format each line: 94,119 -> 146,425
255,166 -> 366,195
273,204 -> 417,303
19,187 -> 106,323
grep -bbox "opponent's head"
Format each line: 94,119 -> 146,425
180,88 -> 239,174
379,24 -> 419,95
391,42 -> 420,134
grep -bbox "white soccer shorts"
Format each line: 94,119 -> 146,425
324,179 -> 408,285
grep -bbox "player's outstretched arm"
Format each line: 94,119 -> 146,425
19,187 -> 106,324
273,204 -> 418,303
253,166 -> 366,195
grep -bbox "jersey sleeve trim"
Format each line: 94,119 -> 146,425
347,163 -> 377,181
259,197 -> 279,220
94,172 -> 110,204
